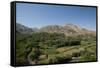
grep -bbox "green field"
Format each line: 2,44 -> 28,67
16,32 -> 97,65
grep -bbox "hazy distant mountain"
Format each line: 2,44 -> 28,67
16,23 -> 34,35
16,23 -> 96,37
39,23 -> 96,36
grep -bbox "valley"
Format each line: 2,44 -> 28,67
16,23 -> 97,65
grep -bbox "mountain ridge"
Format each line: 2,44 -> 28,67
16,23 -> 96,37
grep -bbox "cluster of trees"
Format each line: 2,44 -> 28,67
16,32 -> 81,65
31,32 -> 81,48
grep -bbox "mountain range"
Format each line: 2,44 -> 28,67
16,23 -> 96,37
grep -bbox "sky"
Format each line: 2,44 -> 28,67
16,3 -> 97,31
